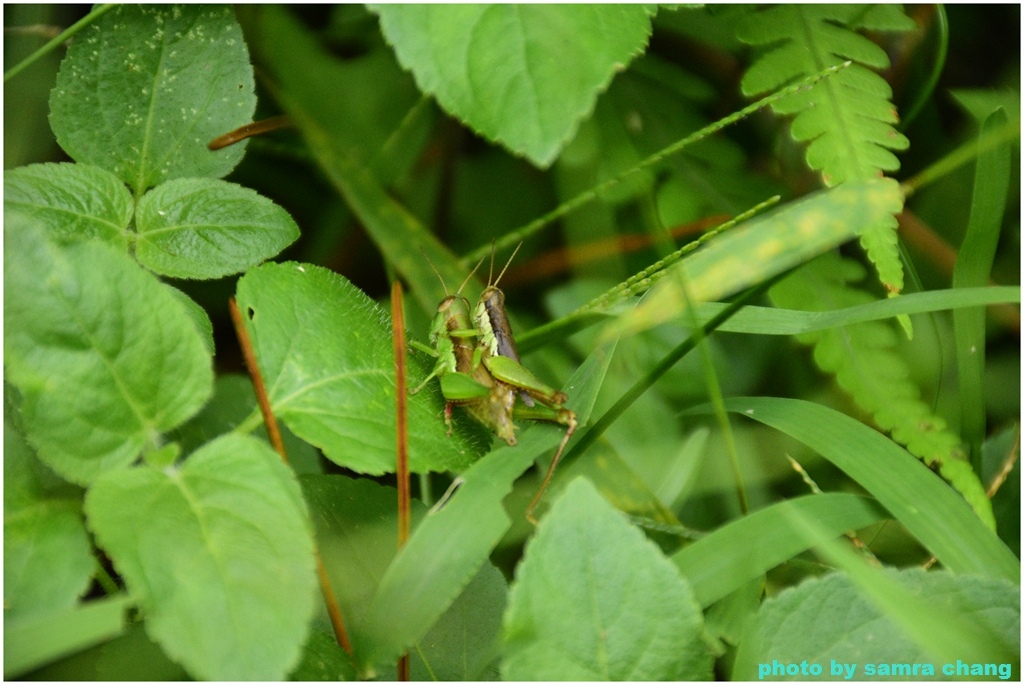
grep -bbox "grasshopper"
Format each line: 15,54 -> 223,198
412,245 -> 578,522
410,256 -> 518,446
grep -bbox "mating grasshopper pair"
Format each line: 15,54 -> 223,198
411,246 -> 577,521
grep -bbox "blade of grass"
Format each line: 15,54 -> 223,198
4,4 -> 116,83
690,285 -> 1020,335
953,107 -> 1012,470
523,285 -> 1018,353
709,397 -> 1019,582
671,494 -> 887,608
3,595 -> 130,678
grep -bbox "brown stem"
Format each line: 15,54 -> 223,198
391,281 -> 411,680
228,297 -> 287,461
392,282 -> 411,546
228,297 -> 353,655
208,115 -> 292,150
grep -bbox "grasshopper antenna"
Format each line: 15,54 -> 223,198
492,241 -> 523,288
419,246 -> 450,296
419,245 -> 485,297
456,256 -> 487,295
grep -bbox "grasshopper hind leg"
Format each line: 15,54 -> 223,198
524,411 -> 578,525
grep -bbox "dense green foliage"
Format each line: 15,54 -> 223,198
4,4 -> 1019,681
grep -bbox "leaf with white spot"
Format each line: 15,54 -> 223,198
49,5 -> 255,192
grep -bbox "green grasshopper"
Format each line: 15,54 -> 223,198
412,246 -> 578,521
410,256 -> 517,446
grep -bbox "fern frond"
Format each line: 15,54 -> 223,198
770,252 -> 995,530
737,5 -> 915,293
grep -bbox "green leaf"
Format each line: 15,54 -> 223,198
235,261 -> 485,475
3,162 -> 131,248
4,500 -> 94,620
672,494 -> 887,608
134,177 -> 299,279
953,108 -> 1011,464
3,594 -> 131,679
738,5 -> 912,185
716,397 -> 1019,582
737,5 -> 912,292
4,215 -> 213,485
502,478 -> 711,680
371,5 -> 654,166
769,252 -> 994,528
84,434 -> 318,681
49,5 -> 255,193
734,570 -> 1019,680
608,178 -> 904,339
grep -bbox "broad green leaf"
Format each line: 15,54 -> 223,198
672,494 -> 887,608
2,621 -> 184,681
952,108 -> 1011,464
49,5 -> 255,193
235,261 -> 485,476
733,570 -> 1019,680
135,178 -> 299,279
84,434 -> 317,681
608,178 -> 905,340
4,500 -> 93,620
358,345 -> 613,671
301,475 -> 412,654
371,5 -> 655,166
502,478 -> 711,680
716,397 -> 1019,582
4,216 -> 213,485
3,163 -> 131,248
3,594 -> 130,679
